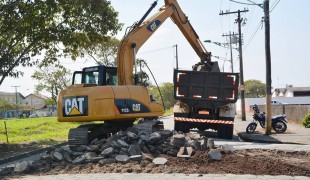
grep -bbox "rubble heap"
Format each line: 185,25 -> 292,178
0,129 -> 235,175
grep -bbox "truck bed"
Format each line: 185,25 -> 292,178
173,69 -> 239,108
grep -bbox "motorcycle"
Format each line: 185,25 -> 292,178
246,104 -> 288,134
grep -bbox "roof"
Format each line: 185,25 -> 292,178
25,93 -> 49,100
0,91 -> 14,95
0,91 -> 25,99
274,87 -> 310,92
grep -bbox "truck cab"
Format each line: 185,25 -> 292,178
72,65 -> 118,86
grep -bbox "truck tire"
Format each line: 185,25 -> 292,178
174,121 -> 190,133
224,124 -> 234,139
217,124 -> 234,139
217,125 -> 226,138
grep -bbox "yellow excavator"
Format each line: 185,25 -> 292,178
57,0 -> 224,145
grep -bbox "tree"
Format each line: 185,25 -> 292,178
149,82 -> 176,109
86,37 -> 120,66
32,65 -> 71,106
0,99 -> 18,111
244,79 -> 266,98
136,58 -> 151,87
0,0 -> 122,85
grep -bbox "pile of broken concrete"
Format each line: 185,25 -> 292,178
0,129 -> 235,175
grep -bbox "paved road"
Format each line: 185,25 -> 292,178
11,173 -> 309,180
162,115 -> 310,152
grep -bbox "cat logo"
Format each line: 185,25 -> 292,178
147,20 -> 161,32
62,96 -> 88,117
132,104 -> 141,112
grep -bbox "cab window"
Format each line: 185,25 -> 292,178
106,69 -> 118,85
85,71 -> 99,84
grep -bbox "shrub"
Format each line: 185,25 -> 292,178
302,112 -> 310,128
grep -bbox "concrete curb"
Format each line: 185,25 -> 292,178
0,142 -> 67,165
236,131 -> 306,145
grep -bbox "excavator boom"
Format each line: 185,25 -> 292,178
117,0 -> 213,85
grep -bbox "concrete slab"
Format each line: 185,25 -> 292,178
234,115 -> 310,145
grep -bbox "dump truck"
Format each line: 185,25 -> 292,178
173,68 -> 239,139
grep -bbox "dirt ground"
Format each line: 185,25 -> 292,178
3,149 -> 310,179
0,143 -> 44,159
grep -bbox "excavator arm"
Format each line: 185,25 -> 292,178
117,0 -> 214,85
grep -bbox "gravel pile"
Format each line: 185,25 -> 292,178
0,129 -> 235,175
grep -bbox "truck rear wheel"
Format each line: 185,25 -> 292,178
224,124 -> 234,139
174,121 -> 190,133
218,124 -> 234,139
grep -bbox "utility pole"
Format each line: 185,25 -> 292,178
11,86 -> 20,118
264,0 -> 272,135
222,32 -> 238,73
173,44 -> 179,70
220,9 -> 249,121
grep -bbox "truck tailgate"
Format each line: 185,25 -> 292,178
173,69 -> 239,108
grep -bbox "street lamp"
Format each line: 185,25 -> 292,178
204,40 -> 238,51
212,55 -> 231,72
204,40 -> 238,73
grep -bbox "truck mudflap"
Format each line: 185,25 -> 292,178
174,117 -> 234,124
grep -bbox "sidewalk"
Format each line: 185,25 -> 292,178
234,115 -> 310,145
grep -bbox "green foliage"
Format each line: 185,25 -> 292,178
0,0 -> 122,85
244,79 -> 266,98
86,37 -> 120,66
149,82 -> 176,109
136,58 -> 151,87
302,112 -> 310,128
0,100 -> 19,111
32,65 -> 71,103
164,108 -> 173,116
0,117 -> 84,144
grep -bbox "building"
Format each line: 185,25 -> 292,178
23,94 -> 56,117
0,91 -> 25,118
273,86 -> 310,97
24,93 -> 49,110
0,91 -> 24,105
0,91 -> 55,118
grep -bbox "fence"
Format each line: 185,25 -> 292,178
252,104 -> 310,124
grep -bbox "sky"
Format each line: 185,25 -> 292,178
1,0 -> 310,96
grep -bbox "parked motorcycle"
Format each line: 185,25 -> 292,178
246,104 -> 288,134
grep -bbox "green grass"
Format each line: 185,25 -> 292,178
0,109 -> 174,145
0,117 -> 83,144
164,108 -> 173,116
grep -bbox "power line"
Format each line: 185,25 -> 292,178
270,0 -> 280,12
244,19 -> 263,51
246,0 -> 264,8
139,45 -> 173,55
243,3 -> 259,36
230,0 -> 263,7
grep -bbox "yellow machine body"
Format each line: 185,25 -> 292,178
58,84 -> 164,122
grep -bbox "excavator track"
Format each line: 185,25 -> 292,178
68,118 -> 164,146
68,123 -> 112,146
68,128 -> 89,146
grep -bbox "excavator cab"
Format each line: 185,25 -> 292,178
71,65 -> 118,86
